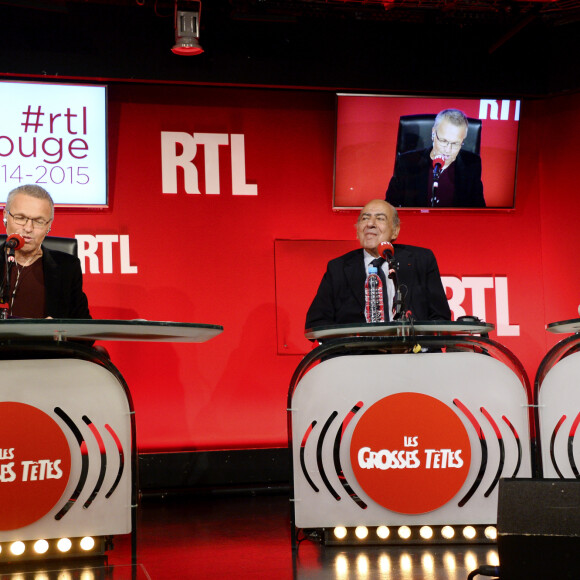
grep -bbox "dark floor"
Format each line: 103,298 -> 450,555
1,492 -> 500,579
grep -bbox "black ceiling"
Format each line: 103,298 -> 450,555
1,0 -> 579,96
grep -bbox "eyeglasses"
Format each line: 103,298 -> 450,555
6,210 -> 52,229
434,131 -> 463,150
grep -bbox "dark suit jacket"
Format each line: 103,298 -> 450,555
386,148 -> 485,208
305,245 -> 450,330
0,244 -> 91,319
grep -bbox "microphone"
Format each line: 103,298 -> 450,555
432,156 -> 445,184
5,233 -> 25,250
377,241 -> 394,261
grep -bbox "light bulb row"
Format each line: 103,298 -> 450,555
0,536 -> 99,560
327,524 -> 498,544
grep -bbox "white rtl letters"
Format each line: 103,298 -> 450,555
479,99 -> 520,122
160,131 -> 258,196
441,275 -> 520,336
462,277 -> 494,321
161,131 -> 200,194
76,234 -> 138,275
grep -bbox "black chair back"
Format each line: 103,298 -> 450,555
396,114 -> 482,157
0,234 -> 78,257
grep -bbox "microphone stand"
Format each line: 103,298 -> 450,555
431,167 -> 441,207
386,256 -> 407,321
0,246 -> 17,319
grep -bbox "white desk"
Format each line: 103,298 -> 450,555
0,319 -> 222,549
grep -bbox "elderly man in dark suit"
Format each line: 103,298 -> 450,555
1,184 -> 90,319
305,199 -> 450,330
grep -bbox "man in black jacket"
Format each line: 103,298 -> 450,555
1,184 -> 90,319
386,109 -> 485,208
305,199 -> 450,330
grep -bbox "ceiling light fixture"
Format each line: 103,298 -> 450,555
172,0 -> 204,56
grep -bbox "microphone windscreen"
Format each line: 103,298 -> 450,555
6,233 -> 25,250
378,241 -> 394,260
433,156 -> 445,168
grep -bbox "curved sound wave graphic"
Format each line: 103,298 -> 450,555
568,412 -> 580,478
453,399 -> 488,508
453,400 -> 523,507
316,411 -> 341,500
333,402 -> 367,509
549,412 -> 580,479
550,415 -> 567,478
53,407 -> 90,520
53,407 -> 125,520
299,398 -> 522,511
299,403 -> 367,509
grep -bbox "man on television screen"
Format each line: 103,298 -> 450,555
385,109 -> 485,208
305,199 -> 450,330
0,184 -> 90,319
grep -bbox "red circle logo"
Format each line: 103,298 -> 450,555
350,393 -> 471,514
0,402 -> 72,530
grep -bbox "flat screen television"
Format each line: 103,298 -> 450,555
334,93 -> 520,211
0,80 -> 107,207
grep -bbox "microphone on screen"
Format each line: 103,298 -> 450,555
432,156 -> 445,185
5,233 -> 25,250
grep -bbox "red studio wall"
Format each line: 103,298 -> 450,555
41,84 -> 580,453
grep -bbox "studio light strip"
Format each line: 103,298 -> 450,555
322,524 -> 498,545
0,536 -> 107,562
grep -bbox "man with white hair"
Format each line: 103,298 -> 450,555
306,199 -> 450,330
386,109 -> 485,208
1,184 -> 90,319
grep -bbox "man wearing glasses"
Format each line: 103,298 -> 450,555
386,109 -> 485,208
0,184 -> 90,319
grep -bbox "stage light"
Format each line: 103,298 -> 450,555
33,539 -> 49,554
10,541 -> 25,556
419,525 -> 433,539
334,526 -> 347,539
463,526 -> 477,540
57,538 -> 72,552
80,537 -> 96,550
398,526 -> 412,539
172,0 -> 204,56
355,526 -> 368,539
321,524 -> 496,545
376,525 -> 390,539
441,525 -> 455,539
0,536 -> 106,563
484,526 -> 497,540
